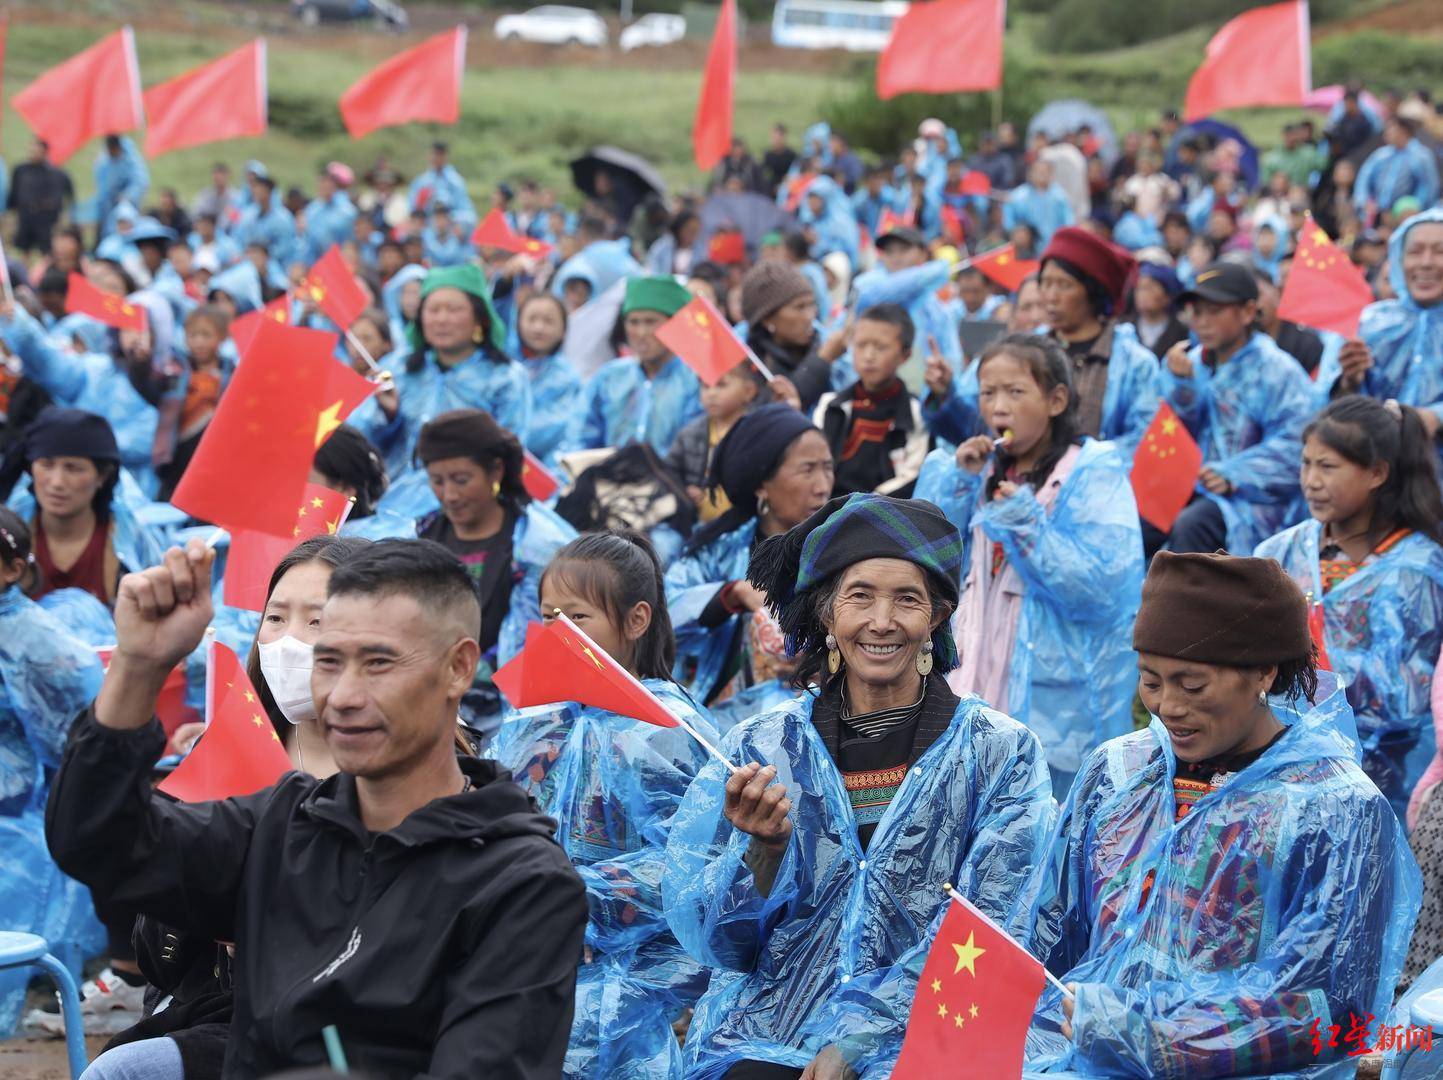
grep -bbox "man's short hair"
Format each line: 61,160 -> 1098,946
328,539 -> 481,639
856,302 -> 916,353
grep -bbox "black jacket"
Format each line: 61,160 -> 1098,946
47,712 -> 587,1080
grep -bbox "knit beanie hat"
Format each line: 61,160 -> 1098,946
741,262 -> 814,329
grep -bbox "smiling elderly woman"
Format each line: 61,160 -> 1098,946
661,493 -> 1054,1080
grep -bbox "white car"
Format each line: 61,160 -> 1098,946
619,13 -> 685,51
494,5 -> 608,46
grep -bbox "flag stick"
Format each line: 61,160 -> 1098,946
203,627 -> 217,728
0,236 -> 14,308
203,527 -> 228,550
741,342 -> 777,384
554,612 -> 740,774
942,883 -> 1073,1000
345,327 -> 382,374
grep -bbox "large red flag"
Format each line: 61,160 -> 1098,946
1130,402 -> 1204,533
229,294 -> 292,358
877,0 -> 1005,101
65,272 -> 147,332
300,246 -> 369,330
654,295 -> 749,386
893,891 -> 1046,1079
493,616 -> 680,728
1278,218 -> 1374,338
1183,1 -> 1310,121
970,245 -> 1037,293
471,209 -> 555,258
14,28 -> 143,164
223,484 -> 353,612
339,26 -> 467,139
158,642 -> 292,803
143,40 -> 267,159
171,320 -> 375,536
692,0 -> 737,171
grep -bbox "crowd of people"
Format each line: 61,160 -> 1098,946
2,74 -> 1443,1080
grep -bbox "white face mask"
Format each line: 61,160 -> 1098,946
256,635 -> 316,725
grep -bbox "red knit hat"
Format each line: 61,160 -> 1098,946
1040,226 -> 1137,307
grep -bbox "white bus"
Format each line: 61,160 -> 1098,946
770,0 -> 908,51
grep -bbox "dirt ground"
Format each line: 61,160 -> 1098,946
0,1033 -> 114,1080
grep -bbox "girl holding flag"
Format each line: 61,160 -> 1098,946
490,531 -> 720,1080
1255,396 -> 1443,821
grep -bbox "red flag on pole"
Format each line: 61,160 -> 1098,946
1278,217 -> 1374,338
470,209 -> 555,258
339,26 -> 467,139
521,449 -> 560,502
171,320 -> 376,536
158,641 -> 292,803
223,484 -> 353,612
143,40 -> 267,158
692,0 -> 737,171
14,28 -> 143,164
877,0 -> 1005,101
1183,0 -> 1310,121
654,295 -> 749,386
970,245 -> 1037,293
1308,601 -> 1332,672
65,272 -> 147,331
1130,402 -> 1204,533
230,295 -> 292,358
892,890 -> 1046,1079
300,246 -> 369,330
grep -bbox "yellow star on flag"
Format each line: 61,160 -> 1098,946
969,1003 -> 979,1019
953,1013 -> 965,1029
695,310 -> 710,328
311,497 -> 325,509
244,690 -> 255,703
996,252 -> 1011,265
930,978 -> 942,994
315,400 -> 344,448
251,714 -> 265,728
1311,227 -> 1330,247
326,517 -> 340,535
937,1002 -> 948,1019
297,505 -> 307,518
308,283 -> 326,304
1160,416 -> 1179,437
580,644 -> 606,672
952,932 -> 985,976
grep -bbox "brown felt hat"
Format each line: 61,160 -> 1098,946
741,261 -> 814,329
1132,551 -> 1310,666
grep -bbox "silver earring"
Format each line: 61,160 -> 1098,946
1258,690 -> 1268,706
916,638 -> 934,677
826,633 -> 841,675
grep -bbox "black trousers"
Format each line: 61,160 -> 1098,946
1142,496 -> 1228,561
724,1063 -> 805,1080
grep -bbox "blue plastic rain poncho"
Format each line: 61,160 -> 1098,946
521,350 -> 585,468
797,177 -> 859,269
1016,672 -> 1420,1079
409,163 -> 476,229
0,307 -> 159,476
206,258 -> 264,314
1251,213 -> 1293,283
664,520 -> 801,733
925,323 -> 1160,462
1159,331 -> 1316,553
92,138 -> 149,238
661,690 -> 1055,1079
551,239 -> 643,302
380,263 -> 427,348
233,196 -> 298,272
915,438 -> 1144,790
423,223 -> 471,268
490,681 -> 719,1078
1353,139 -> 1440,214
851,259 -> 962,367
570,354 -> 703,458
1256,519 -> 1443,820
1112,211 -> 1164,252
1003,183 -> 1075,247
301,191 -> 358,266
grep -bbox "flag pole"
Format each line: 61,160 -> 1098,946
699,292 -> 774,384
0,236 -> 15,308
942,883 -> 1073,1000
203,527 -> 229,550
203,627 -> 217,728
344,328 -> 382,374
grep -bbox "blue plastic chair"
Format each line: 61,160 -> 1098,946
1382,955 -> 1443,1079
0,931 -> 87,1078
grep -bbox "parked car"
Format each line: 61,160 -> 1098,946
619,13 -> 685,51
292,0 -> 409,30
494,5 -> 608,47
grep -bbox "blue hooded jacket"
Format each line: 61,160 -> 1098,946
521,349 -> 585,468
1003,182 -> 1075,247
1014,672 -> 1420,1079
381,264 -> 427,348
206,259 -> 265,315
490,682 -> 719,1079
797,177 -> 860,269
1353,139 -> 1440,214
1256,519 -> 1443,820
551,240 -> 642,302
301,192 -> 358,266
662,690 -> 1055,1079
408,164 -> 476,229
93,138 -> 150,237
234,196 -> 298,272
569,354 -> 703,458
851,259 -> 962,367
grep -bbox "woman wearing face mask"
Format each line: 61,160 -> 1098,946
514,293 -> 582,469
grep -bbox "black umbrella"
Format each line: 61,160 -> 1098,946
570,146 -> 668,229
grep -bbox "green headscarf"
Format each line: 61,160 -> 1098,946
408,264 -> 508,354
622,275 -> 692,318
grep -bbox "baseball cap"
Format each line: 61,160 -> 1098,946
1177,262 -> 1258,306
875,226 -> 927,252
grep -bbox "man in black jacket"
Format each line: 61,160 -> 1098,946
8,138 -> 73,254
47,539 -> 587,1079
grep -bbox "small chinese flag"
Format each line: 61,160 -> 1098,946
654,295 -> 749,386
1278,217 -> 1375,338
300,246 -> 369,331
1130,402 -> 1204,533
158,642 -> 292,803
876,208 -> 906,240
65,272 -> 147,332
230,295 -> 292,358
971,245 -> 1038,293
893,891 -> 1045,1079
960,171 -> 993,197
708,230 -> 746,266
493,615 -> 680,728
471,209 -> 555,258
1308,602 -> 1332,672
521,449 -> 560,502
223,483 -> 352,612
172,320 -> 376,536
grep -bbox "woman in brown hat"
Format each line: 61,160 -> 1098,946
740,261 -> 847,412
